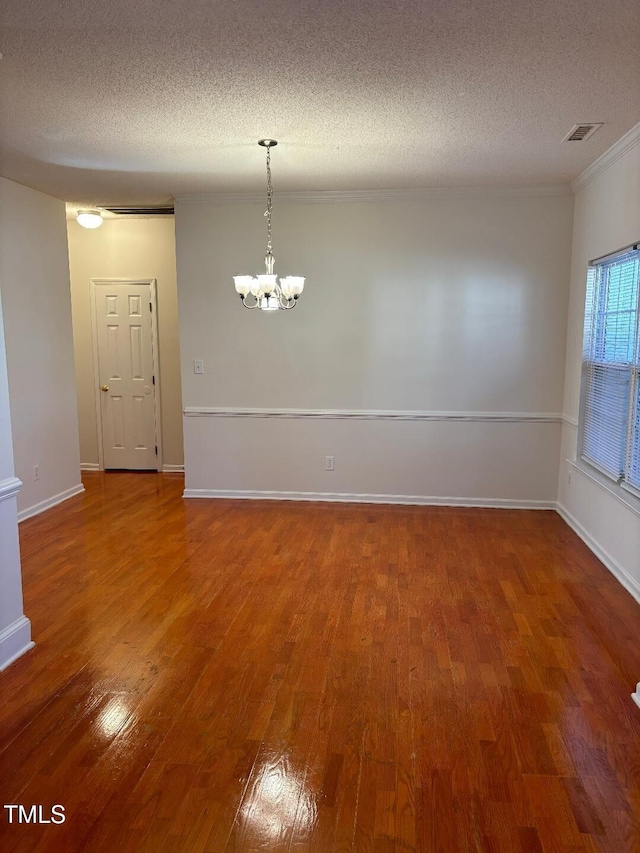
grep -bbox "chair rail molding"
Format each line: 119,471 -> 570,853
183,407 -> 564,424
0,477 -> 22,502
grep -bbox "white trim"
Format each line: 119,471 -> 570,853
567,459 -> 640,520
0,476 -> 22,502
590,241 -> 640,266
556,501 -> 640,605
18,484 -> 85,523
561,414 -> 579,428
80,463 -> 100,472
632,685 -> 640,711
89,281 -> 103,470
621,481 -> 640,502
571,122 -> 640,194
162,464 -> 184,473
183,407 -> 563,424
183,488 -> 555,510
65,210 -> 173,222
149,278 -> 164,472
0,616 -> 34,672
90,278 -> 163,472
175,185 -> 572,206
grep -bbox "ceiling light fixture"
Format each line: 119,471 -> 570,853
76,209 -> 103,229
233,140 -> 305,311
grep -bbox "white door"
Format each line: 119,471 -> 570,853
94,282 -> 158,470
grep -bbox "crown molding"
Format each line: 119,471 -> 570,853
571,122 -> 640,194
174,185 -> 571,206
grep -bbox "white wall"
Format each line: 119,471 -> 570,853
0,178 -> 82,517
176,189 -> 574,504
0,289 -> 33,670
558,124 -> 640,601
67,217 -> 184,469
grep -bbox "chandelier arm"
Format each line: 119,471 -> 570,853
278,290 -> 296,309
274,284 -> 290,310
242,294 -> 260,309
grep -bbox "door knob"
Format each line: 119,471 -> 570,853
101,385 -> 110,392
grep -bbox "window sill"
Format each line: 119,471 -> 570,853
567,458 -> 640,519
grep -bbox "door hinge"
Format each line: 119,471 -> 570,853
155,445 -> 158,455
152,375 -> 155,385
149,302 -> 153,312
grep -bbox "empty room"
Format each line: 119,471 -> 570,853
0,1 -> 639,851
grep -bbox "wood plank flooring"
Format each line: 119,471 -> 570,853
1,472 -> 639,852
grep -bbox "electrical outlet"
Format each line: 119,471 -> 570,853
193,359 -> 204,374
325,456 -> 335,471
33,464 -> 40,481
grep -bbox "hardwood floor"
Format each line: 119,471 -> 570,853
1,473 -> 639,852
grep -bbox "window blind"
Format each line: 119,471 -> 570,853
581,248 -> 640,492
628,378 -> 640,489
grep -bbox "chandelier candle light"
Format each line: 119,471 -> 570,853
233,140 -> 305,311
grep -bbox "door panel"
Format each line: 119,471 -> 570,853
111,396 -> 125,449
129,325 -> 144,378
106,325 -> 120,378
95,283 -> 157,470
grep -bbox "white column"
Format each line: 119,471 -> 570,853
0,289 -> 33,670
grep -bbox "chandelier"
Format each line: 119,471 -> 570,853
233,140 -> 305,311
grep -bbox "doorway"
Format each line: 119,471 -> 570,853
90,278 -> 162,471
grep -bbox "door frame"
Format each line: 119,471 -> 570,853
90,278 -> 163,472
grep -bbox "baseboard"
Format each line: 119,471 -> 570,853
556,502 -> 640,605
81,463 -> 185,473
183,488 -> 555,510
18,484 -> 85,523
0,616 -> 35,672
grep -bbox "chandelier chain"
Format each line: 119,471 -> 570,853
265,145 -> 273,254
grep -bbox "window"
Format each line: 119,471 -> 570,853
580,245 -> 640,495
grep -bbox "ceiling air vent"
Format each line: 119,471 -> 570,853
563,123 -> 603,142
104,206 -> 174,215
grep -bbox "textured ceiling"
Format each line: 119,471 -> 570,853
1,0 -> 639,204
